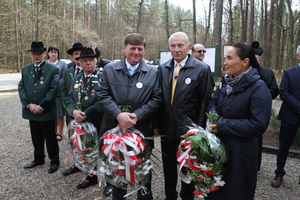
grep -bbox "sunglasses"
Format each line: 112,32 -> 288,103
194,50 -> 206,53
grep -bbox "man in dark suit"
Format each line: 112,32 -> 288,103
272,45 -> 300,187
18,41 -> 60,174
61,42 -> 84,126
65,47 -> 103,189
158,32 -> 213,200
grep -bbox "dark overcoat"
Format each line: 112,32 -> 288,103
206,68 -> 272,200
158,54 -> 213,139
96,57 -> 162,147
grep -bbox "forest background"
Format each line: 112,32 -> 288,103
1,0 -> 300,78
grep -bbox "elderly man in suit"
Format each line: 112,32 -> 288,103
157,32 -> 213,200
272,44 -> 300,187
18,41 -> 60,174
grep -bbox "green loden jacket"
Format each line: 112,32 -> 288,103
18,61 -> 59,121
66,69 -> 103,132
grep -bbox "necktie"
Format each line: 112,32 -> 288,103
171,63 -> 181,105
75,68 -> 80,76
34,66 -> 40,75
129,66 -> 136,75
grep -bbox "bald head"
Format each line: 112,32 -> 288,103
192,44 -> 206,61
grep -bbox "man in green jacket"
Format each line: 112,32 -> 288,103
18,41 -> 60,174
60,42 -> 84,126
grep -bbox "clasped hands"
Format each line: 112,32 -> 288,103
116,112 -> 138,129
73,110 -> 87,122
28,104 -> 43,115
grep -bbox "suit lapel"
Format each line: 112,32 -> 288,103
294,66 -> 300,89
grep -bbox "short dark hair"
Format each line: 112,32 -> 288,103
47,45 -> 60,60
124,33 -> 146,47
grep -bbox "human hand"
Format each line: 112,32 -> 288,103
208,124 -> 218,135
34,106 -> 43,114
73,110 -> 86,122
116,112 -> 136,129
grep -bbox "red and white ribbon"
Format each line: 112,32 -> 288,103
102,133 -> 146,184
70,125 -> 87,152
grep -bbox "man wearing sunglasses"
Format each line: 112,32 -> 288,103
192,43 -> 215,89
191,43 -> 206,61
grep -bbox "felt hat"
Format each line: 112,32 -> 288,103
251,41 -> 264,56
67,43 -> 84,55
95,47 -> 101,57
27,41 -> 46,52
75,47 -> 97,60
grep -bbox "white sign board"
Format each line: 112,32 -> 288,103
159,47 -> 216,72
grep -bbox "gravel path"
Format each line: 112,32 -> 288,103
1,93 -> 299,200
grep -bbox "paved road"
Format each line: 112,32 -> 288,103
0,73 -> 21,92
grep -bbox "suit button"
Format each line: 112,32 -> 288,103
34,98 -> 36,100
33,91 -> 36,93
34,83 -> 37,86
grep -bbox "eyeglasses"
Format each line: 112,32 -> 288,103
194,50 -> 206,53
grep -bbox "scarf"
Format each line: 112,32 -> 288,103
225,66 -> 252,95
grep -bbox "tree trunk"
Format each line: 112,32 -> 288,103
248,0 -> 254,43
72,0 -> 75,44
137,0 -> 144,33
266,0 -> 274,68
204,0 -> 212,45
214,0 -> 223,77
193,0 -> 196,44
87,0 -> 90,31
228,0 -> 233,45
164,0 -> 170,45
14,0 -> 20,72
240,0 -> 246,41
263,0 -> 268,65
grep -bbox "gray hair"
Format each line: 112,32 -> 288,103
297,45 -> 300,54
168,32 -> 190,47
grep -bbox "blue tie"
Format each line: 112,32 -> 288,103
129,66 -> 136,75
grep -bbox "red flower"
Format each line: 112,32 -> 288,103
204,170 -> 215,175
82,148 -> 89,152
83,162 -> 89,165
114,169 -> 119,173
70,151 -> 74,155
115,155 -> 121,160
210,187 -> 218,192
197,176 -> 205,182
186,168 -> 190,173
79,158 -> 85,161
118,170 -> 125,176
193,190 -> 203,195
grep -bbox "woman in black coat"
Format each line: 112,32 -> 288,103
206,42 -> 272,200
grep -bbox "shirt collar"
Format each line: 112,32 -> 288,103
34,60 -> 45,67
125,59 -> 140,70
174,56 -> 188,68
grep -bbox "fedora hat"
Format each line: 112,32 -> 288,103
27,41 -> 46,52
251,41 -> 264,56
75,47 -> 97,60
67,42 -> 84,55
